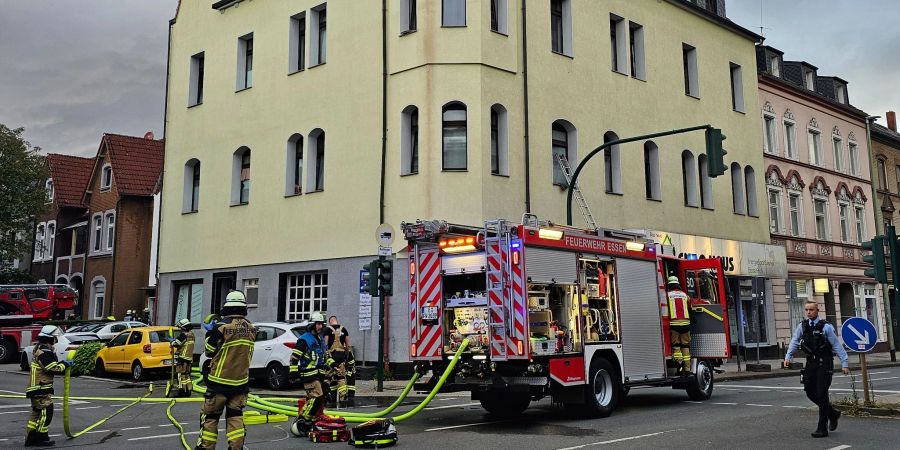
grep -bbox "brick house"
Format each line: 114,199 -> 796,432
82,133 -> 164,320
29,154 -> 94,315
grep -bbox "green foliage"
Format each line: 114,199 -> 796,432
0,124 -> 49,263
71,341 -> 104,377
0,267 -> 35,284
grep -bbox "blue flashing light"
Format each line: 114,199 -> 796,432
511,241 -> 521,249
686,253 -> 699,260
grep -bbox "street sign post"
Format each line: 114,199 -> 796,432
841,317 -> 878,403
373,224 -> 394,393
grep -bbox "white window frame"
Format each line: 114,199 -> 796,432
855,205 -> 866,244
768,188 -> 783,234
235,33 -> 253,91
183,159 -> 201,212
308,129 -> 326,192
838,201 -> 850,243
100,164 -> 112,191
832,135 -> 843,172
629,21 -> 645,80
849,140 -> 860,176
91,213 -> 103,254
285,271 -> 328,321
804,70 -> 815,90
400,0 -> 417,34
105,211 -> 116,252
33,222 -> 46,262
762,113 -> 777,154
644,141 -> 660,200
808,128 -> 822,166
788,190 -> 804,237
285,134 -> 304,195
786,279 -> 809,330
244,278 -> 259,308
730,62 -> 744,112
552,120 -> 577,187
45,179 -> 54,203
442,103 -> 468,171
858,284 -> 879,332
682,150 -> 698,207
401,106 -> 419,176
310,4 -> 327,66
45,221 -> 56,260
745,166 -> 758,217
91,278 -> 106,320
783,119 -> 797,160
813,196 -> 830,240
698,154 -> 713,209
604,132 -> 621,194
232,147 -> 251,205
550,0 -> 572,56
769,55 -> 781,77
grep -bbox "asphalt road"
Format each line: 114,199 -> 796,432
0,363 -> 898,449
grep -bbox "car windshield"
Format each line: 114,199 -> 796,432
149,330 -> 174,343
77,323 -> 106,332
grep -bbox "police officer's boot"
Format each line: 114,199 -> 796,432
829,410 -> 840,431
811,417 -> 828,438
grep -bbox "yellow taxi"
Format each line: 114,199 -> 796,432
93,326 -> 177,381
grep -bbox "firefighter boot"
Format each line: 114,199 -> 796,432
37,433 -> 55,447
24,431 -> 40,447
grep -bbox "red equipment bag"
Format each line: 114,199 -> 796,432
309,420 -> 350,443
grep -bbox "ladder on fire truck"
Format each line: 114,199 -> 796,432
484,219 -> 511,360
555,153 -> 598,231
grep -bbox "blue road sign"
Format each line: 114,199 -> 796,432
359,269 -> 369,294
840,317 -> 878,353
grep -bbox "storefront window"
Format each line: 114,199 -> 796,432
786,279 -> 808,329
734,278 -> 768,344
856,284 -> 879,329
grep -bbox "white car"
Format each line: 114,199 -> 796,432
20,333 -> 102,370
200,321 -> 307,390
67,321 -> 148,341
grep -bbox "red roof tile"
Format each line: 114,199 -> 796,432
46,154 -> 95,208
103,133 -> 165,197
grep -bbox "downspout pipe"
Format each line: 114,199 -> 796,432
521,0 -> 531,213
379,0 -> 388,224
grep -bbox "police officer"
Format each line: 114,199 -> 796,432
322,315 -> 353,406
171,318 -> 195,397
196,291 -> 256,450
291,312 -> 335,431
666,276 -> 692,373
784,301 -> 849,438
25,325 -> 71,447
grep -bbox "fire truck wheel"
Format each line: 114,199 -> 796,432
685,361 -> 714,401
583,358 -> 620,418
0,339 -> 16,364
479,394 -> 530,417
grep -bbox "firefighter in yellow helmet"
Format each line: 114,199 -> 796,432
196,291 -> 256,450
667,276 -> 693,373
290,312 -> 335,433
323,315 -> 354,407
25,325 -> 70,447
171,318 -> 195,397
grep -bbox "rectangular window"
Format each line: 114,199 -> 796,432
45,222 -> 55,260
290,13 -> 306,73
244,278 -> 259,307
855,206 -> 866,243
784,121 -> 797,159
804,70 -> 815,90
770,55 -> 780,77
311,5 -> 327,66
174,282 -> 203,325
863,285 -> 878,327
629,22 -> 645,80
839,203 -> 850,243
849,142 -> 859,175
809,130 -> 822,165
101,165 -> 112,190
896,165 -> 900,193
105,213 -> 115,251
682,43 -> 698,97
763,116 -> 776,153
401,0 -> 417,33
768,190 -> 782,233
442,0 -> 466,27
786,279 -> 808,330
442,106 -> 467,170
236,34 -> 253,90
551,0 -> 564,53
285,272 -> 328,321
833,138 -> 843,172
490,108 -> 499,175
609,15 -> 625,73
789,193 -> 801,237
837,85 -> 847,104
92,215 -> 102,253
814,199 -> 828,240
93,288 -> 105,320
730,63 -> 744,112
33,224 -> 45,261
878,159 -> 887,190
490,0 -> 507,34
189,52 -> 204,106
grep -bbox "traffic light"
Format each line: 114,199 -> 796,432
364,260 -> 380,296
705,127 -> 728,177
862,236 -> 888,283
377,258 -> 394,296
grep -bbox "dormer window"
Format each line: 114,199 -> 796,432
836,85 -> 847,104
769,55 -> 780,77
45,179 -> 54,202
804,70 -> 815,90
100,164 -> 112,191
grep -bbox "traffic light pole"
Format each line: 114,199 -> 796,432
886,226 -> 898,362
566,124 -> 712,225
376,255 -> 386,393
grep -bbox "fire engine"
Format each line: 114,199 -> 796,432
0,284 -> 79,363
402,215 -> 730,417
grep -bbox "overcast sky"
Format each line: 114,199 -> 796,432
1,1 -> 898,157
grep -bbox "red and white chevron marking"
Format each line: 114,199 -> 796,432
508,246 -> 528,359
408,252 -> 417,358
486,239 -> 507,359
416,248 -> 443,360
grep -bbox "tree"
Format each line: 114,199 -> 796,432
0,124 -> 48,263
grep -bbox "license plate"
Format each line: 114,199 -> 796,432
421,306 -> 438,321
162,359 -> 173,366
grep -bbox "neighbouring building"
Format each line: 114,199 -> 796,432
159,0 -> 780,363
871,110 -> 900,350
29,154 -> 95,315
82,133 -> 164,320
756,45 -> 888,353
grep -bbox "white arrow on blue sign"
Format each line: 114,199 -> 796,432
840,317 -> 878,353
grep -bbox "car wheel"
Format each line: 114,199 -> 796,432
582,357 -> 621,418
132,361 -> 144,382
0,339 -> 16,364
266,362 -> 289,391
685,360 -> 714,401
94,358 -> 107,377
20,352 -> 29,371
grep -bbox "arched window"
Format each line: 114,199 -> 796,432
682,150 -> 698,207
183,159 -> 201,212
231,147 -> 251,205
603,131 -> 621,194
490,104 -> 509,176
286,135 -> 304,195
308,129 -> 326,191
698,154 -> 713,209
100,164 -> 113,191
401,106 -> 419,175
442,102 -> 467,170
731,162 -> 745,214
91,278 -> 106,319
644,141 -> 660,200
551,120 -> 576,186
745,166 -> 758,216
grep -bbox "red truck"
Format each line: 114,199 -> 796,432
0,284 -> 79,363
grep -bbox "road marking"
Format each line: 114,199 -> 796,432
867,376 -> 900,382
684,401 -> 704,404
0,389 -> 24,395
425,420 -> 507,431
782,406 -> 807,409
721,384 -> 900,394
76,406 -> 104,410
746,404 -> 773,407
712,402 -> 737,405
85,429 -> 111,434
826,445 -> 852,450
425,402 -> 480,410
158,422 -> 189,427
122,426 -> 152,431
129,428 -> 223,441
837,371 -> 888,378
556,429 -> 681,450
0,409 -> 30,415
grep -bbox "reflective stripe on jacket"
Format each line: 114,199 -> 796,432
291,330 -> 334,382
668,289 -> 691,326
26,344 -> 65,398
172,330 -> 195,362
206,316 -> 256,390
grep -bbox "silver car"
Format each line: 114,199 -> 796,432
20,333 -> 102,370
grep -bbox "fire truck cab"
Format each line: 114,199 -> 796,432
403,215 -> 730,417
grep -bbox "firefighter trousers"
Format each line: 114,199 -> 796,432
803,360 -> 836,431
301,380 -> 325,421
26,394 -> 53,440
197,391 -> 247,450
670,326 -> 692,371
329,362 -> 348,403
176,360 -> 193,396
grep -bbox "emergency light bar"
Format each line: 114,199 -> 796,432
439,236 -> 478,254
538,228 -> 564,240
625,241 -> 645,252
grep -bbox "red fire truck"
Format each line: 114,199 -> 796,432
0,284 -> 79,363
402,215 -> 730,417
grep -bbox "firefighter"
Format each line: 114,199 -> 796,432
123,309 -> 134,321
323,315 -> 352,406
141,307 -> 152,325
25,325 -> 71,447
666,276 -> 692,373
784,301 -> 849,438
196,291 -> 256,450
291,312 -> 335,431
171,318 -> 195,397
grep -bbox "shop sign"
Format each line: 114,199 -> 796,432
641,230 -> 787,278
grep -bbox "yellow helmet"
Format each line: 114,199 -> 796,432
310,312 -> 326,323
667,276 -> 681,286
224,290 -> 247,308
